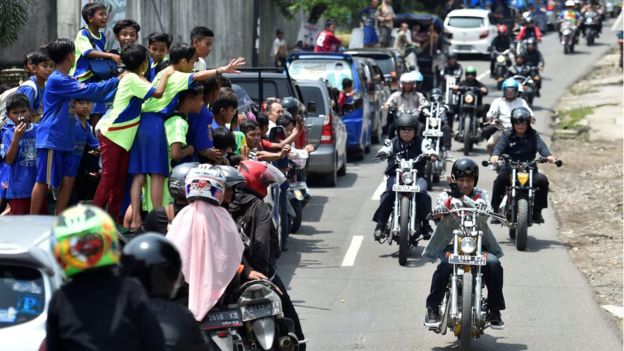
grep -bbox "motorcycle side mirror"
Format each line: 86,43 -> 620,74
481,160 -> 490,167
383,139 -> 392,147
555,160 -> 563,167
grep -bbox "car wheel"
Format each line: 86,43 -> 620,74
337,151 -> 347,176
325,162 -> 338,187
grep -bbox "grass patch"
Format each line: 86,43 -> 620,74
557,106 -> 594,129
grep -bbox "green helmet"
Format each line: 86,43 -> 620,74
51,205 -> 121,277
465,66 -> 477,75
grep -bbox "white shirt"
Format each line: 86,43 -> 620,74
272,38 -> 287,57
193,57 -> 207,72
486,97 -> 533,128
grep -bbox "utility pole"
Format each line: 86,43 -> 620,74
252,0 -> 260,67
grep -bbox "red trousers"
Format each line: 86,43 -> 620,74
9,198 -> 48,215
93,133 -> 129,222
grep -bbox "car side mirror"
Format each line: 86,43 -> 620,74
307,101 -> 316,113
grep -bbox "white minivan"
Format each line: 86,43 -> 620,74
444,9 -> 498,56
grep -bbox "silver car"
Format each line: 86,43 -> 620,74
298,79 -> 348,187
0,216 -> 62,351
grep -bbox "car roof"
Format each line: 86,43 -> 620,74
0,216 -> 58,275
225,72 -> 289,79
345,48 -> 396,56
297,79 -> 327,89
446,9 -> 491,18
288,52 -> 354,62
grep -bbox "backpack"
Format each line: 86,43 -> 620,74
85,30 -> 118,80
0,79 -> 38,120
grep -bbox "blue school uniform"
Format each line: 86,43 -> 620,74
71,28 -> 110,116
187,105 -> 214,158
1,123 -> 38,199
129,70 -> 193,176
0,121 -> 12,199
16,76 -> 44,114
68,118 -> 99,177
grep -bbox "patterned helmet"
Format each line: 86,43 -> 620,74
185,164 -> 226,205
51,205 -> 120,277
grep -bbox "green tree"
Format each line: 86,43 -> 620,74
0,0 -> 31,48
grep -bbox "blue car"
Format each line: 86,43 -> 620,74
287,53 -> 373,158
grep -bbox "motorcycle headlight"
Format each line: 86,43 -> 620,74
460,237 -> 477,254
429,118 -> 439,128
586,18 -> 593,24
496,55 -> 506,63
464,94 -> 474,104
517,172 -> 529,186
401,172 -> 414,185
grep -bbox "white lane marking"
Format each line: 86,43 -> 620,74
477,69 -> 491,81
602,305 -> 624,319
341,236 -> 364,267
371,178 -> 386,201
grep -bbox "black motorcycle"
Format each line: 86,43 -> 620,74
483,155 -> 562,251
491,49 -> 513,90
583,10 -> 600,45
453,86 -> 483,156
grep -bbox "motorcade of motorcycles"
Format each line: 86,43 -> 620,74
426,207 -> 509,351
376,140 -> 435,266
482,155 -> 562,251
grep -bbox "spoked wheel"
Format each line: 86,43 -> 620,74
289,198 -> 303,233
398,196 -> 410,266
425,161 -> 434,190
459,272 -> 473,351
516,199 -> 529,251
463,117 -> 472,156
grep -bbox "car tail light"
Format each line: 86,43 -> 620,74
320,113 -> 334,144
479,30 -> 489,39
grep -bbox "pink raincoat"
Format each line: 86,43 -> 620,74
167,200 -> 244,321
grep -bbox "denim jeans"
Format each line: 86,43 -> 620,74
372,176 -> 431,227
426,246 -> 506,311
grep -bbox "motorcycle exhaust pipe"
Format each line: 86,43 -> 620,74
278,336 -> 294,351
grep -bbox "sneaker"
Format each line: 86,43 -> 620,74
489,310 -> 504,327
421,223 -> 433,240
533,209 -> 545,224
536,90 -> 541,97
424,308 -> 441,327
374,223 -> 386,242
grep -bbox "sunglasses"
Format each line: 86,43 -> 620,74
513,120 -> 529,125
399,127 -> 415,132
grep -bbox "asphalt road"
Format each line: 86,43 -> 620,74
278,25 -> 623,350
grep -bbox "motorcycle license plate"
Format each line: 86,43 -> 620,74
423,130 -> 443,137
392,184 -> 420,192
240,301 -> 282,322
201,309 -> 243,330
449,254 -> 486,266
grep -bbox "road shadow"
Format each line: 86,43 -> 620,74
570,50 -> 592,55
378,245 -> 429,268
277,234 -> 337,287
457,53 -> 490,61
296,196 -> 328,223
307,171 -> 359,188
431,334 -> 528,350
496,234 -> 570,252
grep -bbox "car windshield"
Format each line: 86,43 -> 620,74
447,16 -> 484,28
299,86 -> 326,117
288,60 -> 354,90
351,55 -> 394,75
0,265 -> 46,328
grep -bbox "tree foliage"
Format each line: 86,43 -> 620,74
0,0 -> 31,48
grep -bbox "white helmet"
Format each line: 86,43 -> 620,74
565,0 -> 575,6
185,164 -> 226,205
399,71 -> 418,84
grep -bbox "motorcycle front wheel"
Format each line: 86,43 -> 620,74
516,199 -> 529,251
460,272 -> 473,351
463,117 -> 472,156
398,196 -> 410,266
425,161 -> 434,190
289,198 -> 303,234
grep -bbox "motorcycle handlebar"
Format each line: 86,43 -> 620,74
482,156 -> 563,168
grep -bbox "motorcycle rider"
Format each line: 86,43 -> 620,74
489,24 -> 514,76
385,71 -> 430,138
581,0 -> 603,37
372,113 -> 434,241
489,107 -> 557,224
484,78 -> 533,155
452,66 -> 489,124
423,159 -> 506,328
507,53 -> 533,78
440,52 -> 463,85
228,160 -> 306,348
423,88 -> 453,150
515,16 -> 543,42
121,233 -> 208,351
523,38 -> 544,96
46,205 -> 166,351
559,1 -> 582,42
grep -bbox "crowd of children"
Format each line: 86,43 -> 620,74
0,2 -> 308,231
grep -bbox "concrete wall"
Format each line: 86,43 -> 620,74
0,0 -> 58,68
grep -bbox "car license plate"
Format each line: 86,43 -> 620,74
201,309 -> 243,330
392,184 -> 420,192
456,45 -> 472,51
240,301 -> 282,322
449,254 -> 486,266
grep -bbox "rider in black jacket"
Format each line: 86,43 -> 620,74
489,24 -> 513,74
121,233 -> 208,351
452,66 -> 490,123
372,113 -> 434,241
489,107 -> 557,223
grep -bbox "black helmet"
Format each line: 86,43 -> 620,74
120,233 -> 182,298
395,113 -> 419,129
510,107 -> 532,125
430,88 -> 444,103
526,38 -> 537,47
281,96 -> 303,117
169,162 -> 199,202
451,158 -> 479,185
